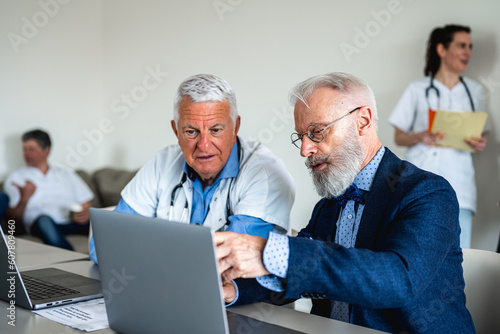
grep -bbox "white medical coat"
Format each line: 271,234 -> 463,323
389,76 -> 487,212
121,138 -> 295,232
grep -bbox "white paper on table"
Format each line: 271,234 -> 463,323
33,298 -> 109,332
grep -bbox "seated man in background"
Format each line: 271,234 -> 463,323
5,129 -> 94,250
215,72 -> 475,333
89,74 -> 295,263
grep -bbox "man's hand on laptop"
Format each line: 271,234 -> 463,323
214,232 -> 270,282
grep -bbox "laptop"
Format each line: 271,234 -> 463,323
90,208 -> 304,334
0,226 -> 103,310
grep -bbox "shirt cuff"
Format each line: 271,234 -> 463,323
263,232 -> 289,278
255,232 -> 290,292
226,214 -> 275,238
89,236 -> 98,264
256,275 -> 284,292
224,280 -> 239,307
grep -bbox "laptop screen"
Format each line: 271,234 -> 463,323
91,208 -> 229,334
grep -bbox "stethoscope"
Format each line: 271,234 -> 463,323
168,138 -> 242,225
169,173 -> 189,222
425,76 -> 476,111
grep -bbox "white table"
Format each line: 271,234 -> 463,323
14,237 -> 90,269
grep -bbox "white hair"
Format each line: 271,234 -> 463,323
289,72 -> 378,121
173,74 -> 238,125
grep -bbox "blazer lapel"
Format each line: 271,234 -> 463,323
355,149 -> 402,249
313,198 -> 341,242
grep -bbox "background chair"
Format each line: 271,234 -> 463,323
462,248 -> 500,334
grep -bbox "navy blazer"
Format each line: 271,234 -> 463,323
235,148 -> 475,334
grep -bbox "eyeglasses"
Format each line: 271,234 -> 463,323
290,106 -> 361,149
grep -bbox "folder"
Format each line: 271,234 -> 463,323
428,109 -> 436,133
429,109 -> 488,152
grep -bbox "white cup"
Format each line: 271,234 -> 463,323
69,203 -> 83,221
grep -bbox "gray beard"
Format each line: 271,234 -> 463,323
306,132 -> 364,198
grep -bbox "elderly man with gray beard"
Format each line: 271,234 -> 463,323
215,72 -> 476,334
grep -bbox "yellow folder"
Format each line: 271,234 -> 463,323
430,109 -> 488,152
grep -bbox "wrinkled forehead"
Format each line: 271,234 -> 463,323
178,98 -> 232,123
295,87 -> 349,115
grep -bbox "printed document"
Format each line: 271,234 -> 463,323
33,298 -> 109,332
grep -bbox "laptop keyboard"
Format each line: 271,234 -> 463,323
23,275 -> 80,300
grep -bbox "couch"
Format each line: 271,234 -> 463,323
1,167 -> 137,254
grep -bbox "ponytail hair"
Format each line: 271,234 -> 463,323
424,24 -> 471,77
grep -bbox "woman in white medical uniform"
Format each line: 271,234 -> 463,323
389,24 -> 488,249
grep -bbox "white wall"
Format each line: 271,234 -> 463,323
1,0 -> 499,250
0,0 -> 104,171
